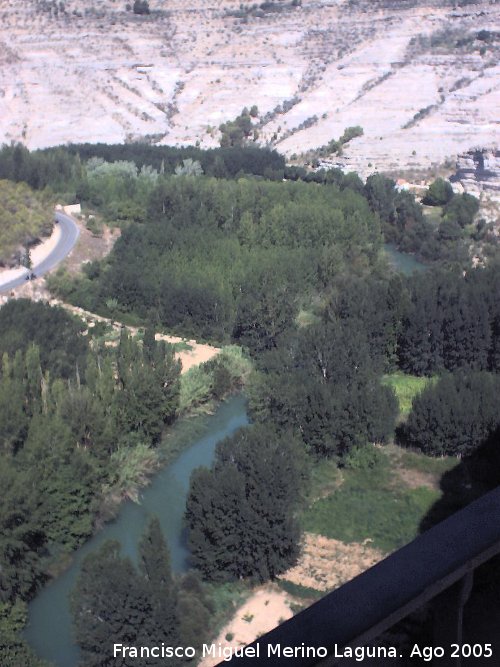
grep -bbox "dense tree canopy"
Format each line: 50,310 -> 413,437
1,139 -> 498,665
397,264 -> 500,375
55,176 -> 382,345
0,302 -> 181,612
402,371 -> 500,457
186,425 -> 307,581
0,299 -> 88,379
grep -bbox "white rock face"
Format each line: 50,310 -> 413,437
0,0 -> 498,178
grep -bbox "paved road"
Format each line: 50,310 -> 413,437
0,212 -> 79,294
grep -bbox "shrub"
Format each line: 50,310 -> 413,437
422,178 -> 454,206
133,0 -> 150,14
401,371 -> 500,457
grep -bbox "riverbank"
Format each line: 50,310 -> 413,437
26,395 -> 250,666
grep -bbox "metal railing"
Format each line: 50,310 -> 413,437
219,487 -> 500,666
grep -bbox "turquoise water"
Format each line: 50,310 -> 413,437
25,395 -> 249,667
384,243 -> 427,276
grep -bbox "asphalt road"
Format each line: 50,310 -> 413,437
0,212 -> 79,294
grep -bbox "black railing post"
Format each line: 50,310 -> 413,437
432,571 -> 474,666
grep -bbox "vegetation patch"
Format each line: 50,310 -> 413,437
302,454 -> 441,553
382,373 -> 432,418
0,180 -> 53,265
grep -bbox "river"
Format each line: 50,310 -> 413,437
383,243 -> 427,276
25,245 -> 423,665
25,394 -> 249,667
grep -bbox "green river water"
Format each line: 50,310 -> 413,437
25,394 -> 249,666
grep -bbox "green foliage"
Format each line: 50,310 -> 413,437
364,174 -> 437,259
71,540 -> 179,667
0,180 -> 53,264
0,601 -> 49,667
0,299 -> 88,379
219,110 -> 257,148
302,459 -> 440,553
176,571 -> 214,652
0,143 -> 285,200
397,266 -> 500,375
63,176 -> 382,346
179,366 -> 212,413
381,373 -> 432,417
0,461 -> 46,602
401,371 -> 500,457
186,425 -> 307,582
343,444 -> 386,471
276,580 -> 323,601
443,192 -> 479,227
0,303 -> 183,620
303,126 -> 364,160
71,524 -> 214,666
422,178 -> 454,206
103,443 -> 160,504
249,299 -> 399,460
174,158 -> 203,177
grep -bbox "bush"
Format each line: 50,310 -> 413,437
422,178 -> 454,206
179,366 -> 212,413
443,192 -> 479,227
401,371 -> 500,457
344,444 -> 386,471
133,0 -> 149,14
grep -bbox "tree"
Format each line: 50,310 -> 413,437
186,425 -> 306,582
364,173 -> 397,222
0,300 -> 88,379
0,601 -> 48,667
139,517 -> 174,596
133,0 -> 150,14
72,536 -> 180,667
0,462 -> 46,603
139,518 -> 180,652
401,371 -> 500,457
422,178 -> 454,206
249,315 -> 398,459
174,159 -> 203,177
443,192 -> 479,227
23,248 -> 32,272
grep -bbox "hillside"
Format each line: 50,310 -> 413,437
0,180 -> 53,266
0,0 -> 498,183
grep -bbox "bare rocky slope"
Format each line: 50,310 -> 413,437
0,0 -> 498,184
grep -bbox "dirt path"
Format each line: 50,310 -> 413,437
55,302 -> 220,373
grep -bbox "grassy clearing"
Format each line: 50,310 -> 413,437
302,450 -> 441,553
307,459 -> 342,501
396,448 -> 457,476
382,372 -> 432,417
296,309 -> 321,328
422,204 -> 443,225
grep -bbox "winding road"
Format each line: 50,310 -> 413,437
0,212 -> 79,294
